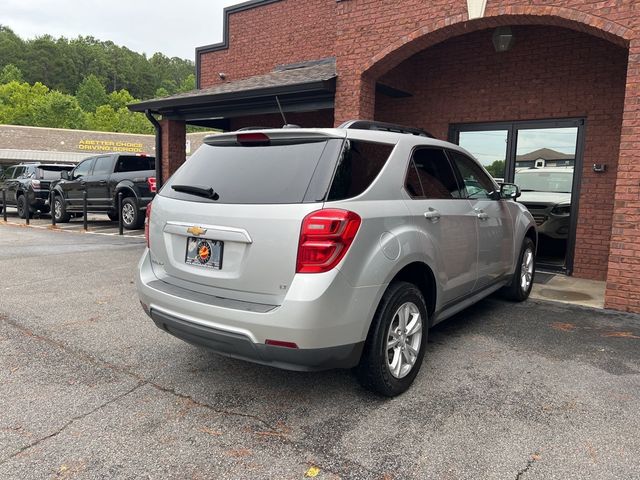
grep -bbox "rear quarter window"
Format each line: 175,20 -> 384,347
115,156 -> 155,173
327,140 -> 394,201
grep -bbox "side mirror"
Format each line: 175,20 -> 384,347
61,170 -> 71,180
500,183 -> 521,199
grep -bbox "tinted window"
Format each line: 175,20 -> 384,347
13,167 -> 26,178
406,148 -> 462,199
114,155 -> 155,173
3,167 -> 15,180
162,141 -> 332,204
92,157 -> 113,175
74,159 -> 95,178
449,151 -> 497,199
36,166 -> 73,180
327,140 -> 394,201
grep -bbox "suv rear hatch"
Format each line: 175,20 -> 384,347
148,130 -> 346,306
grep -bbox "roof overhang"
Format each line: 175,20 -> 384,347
129,59 -> 337,129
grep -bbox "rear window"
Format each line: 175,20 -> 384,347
162,141 -> 333,204
36,166 -> 73,180
114,156 -> 155,173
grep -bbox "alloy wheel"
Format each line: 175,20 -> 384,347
385,302 -> 422,379
122,203 -> 135,225
520,247 -> 534,292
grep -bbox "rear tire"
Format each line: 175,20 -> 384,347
53,195 -> 71,223
121,197 -> 143,230
17,195 -> 28,219
502,237 -> 536,302
355,281 -> 428,397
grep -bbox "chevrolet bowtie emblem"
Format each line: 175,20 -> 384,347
187,226 -> 207,237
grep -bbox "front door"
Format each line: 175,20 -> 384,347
403,147 -> 478,305
450,119 -> 584,274
64,158 -> 95,208
448,149 -> 514,289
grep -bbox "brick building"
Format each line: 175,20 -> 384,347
129,0 -> 640,313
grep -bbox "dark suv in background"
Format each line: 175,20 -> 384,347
0,163 -> 74,218
52,153 -> 156,229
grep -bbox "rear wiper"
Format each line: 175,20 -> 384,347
171,184 -> 220,200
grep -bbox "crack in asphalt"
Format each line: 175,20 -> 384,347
515,453 -> 540,480
1,316 -> 382,478
0,382 -> 145,466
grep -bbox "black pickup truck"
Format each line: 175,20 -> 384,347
0,163 -> 74,218
52,153 -> 156,229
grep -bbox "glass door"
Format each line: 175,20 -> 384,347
449,119 -> 585,274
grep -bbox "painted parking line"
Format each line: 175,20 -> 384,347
1,220 -> 144,239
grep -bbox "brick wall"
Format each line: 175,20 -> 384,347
195,0 -> 640,311
160,119 -> 186,181
199,0 -> 336,88
374,26 -> 628,281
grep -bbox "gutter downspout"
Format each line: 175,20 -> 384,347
145,109 -> 163,190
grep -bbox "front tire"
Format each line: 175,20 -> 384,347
355,281 -> 428,397
502,237 -> 536,301
121,197 -> 143,230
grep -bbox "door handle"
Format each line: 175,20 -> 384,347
99,180 -> 107,185
474,208 -> 489,220
424,208 -> 441,222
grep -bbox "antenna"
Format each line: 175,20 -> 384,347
275,96 -> 288,126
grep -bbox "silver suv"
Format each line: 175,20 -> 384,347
137,121 -> 537,396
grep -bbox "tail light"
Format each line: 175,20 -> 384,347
31,179 -> 41,190
296,209 -> 361,273
145,202 -> 152,248
147,177 -> 157,193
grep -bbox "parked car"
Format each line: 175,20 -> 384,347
52,153 -> 156,229
136,121 -> 537,396
0,163 -> 74,218
514,167 -> 573,239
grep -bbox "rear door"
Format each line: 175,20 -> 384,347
148,131 -> 346,306
1,167 -> 17,205
85,156 -> 113,209
403,147 -> 478,304
448,150 -> 514,288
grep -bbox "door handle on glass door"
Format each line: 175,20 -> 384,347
424,208 -> 441,221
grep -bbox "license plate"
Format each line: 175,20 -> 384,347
185,237 -> 223,269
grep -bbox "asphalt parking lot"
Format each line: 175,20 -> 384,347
1,206 -> 144,239
1,223 -> 639,479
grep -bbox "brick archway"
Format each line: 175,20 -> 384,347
334,7 -> 633,125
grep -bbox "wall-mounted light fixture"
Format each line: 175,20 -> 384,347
493,26 -> 515,52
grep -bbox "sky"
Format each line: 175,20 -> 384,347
0,0 -> 244,60
459,127 -> 578,166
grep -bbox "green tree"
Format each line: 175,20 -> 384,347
0,63 -> 23,83
485,160 -> 505,178
76,74 -> 108,112
31,90 -> 86,129
107,88 -> 135,110
178,73 -> 195,93
0,81 -> 49,125
154,87 -> 169,98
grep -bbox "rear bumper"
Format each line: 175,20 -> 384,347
151,309 -> 364,371
137,249 -> 382,370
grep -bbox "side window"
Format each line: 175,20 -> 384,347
327,140 -> 394,201
73,159 -> 95,178
449,151 -> 497,199
3,167 -> 15,180
92,156 -> 113,175
14,167 -> 25,178
405,148 -> 463,199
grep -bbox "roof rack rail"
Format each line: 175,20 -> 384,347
338,120 -> 434,138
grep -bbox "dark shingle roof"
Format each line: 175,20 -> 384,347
129,58 -> 336,113
516,148 -> 574,161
